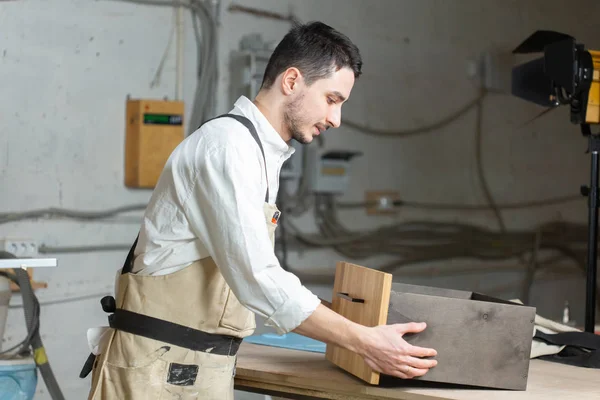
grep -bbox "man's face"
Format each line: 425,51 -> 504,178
283,67 -> 355,144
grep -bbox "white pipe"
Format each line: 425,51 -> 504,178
175,4 -> 184,101
0,259 -> 58,269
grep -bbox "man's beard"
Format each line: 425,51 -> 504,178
283,94 -> 311,145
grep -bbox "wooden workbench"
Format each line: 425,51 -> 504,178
234,343 -> 600,400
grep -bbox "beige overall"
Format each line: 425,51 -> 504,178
86,203 -> 280,400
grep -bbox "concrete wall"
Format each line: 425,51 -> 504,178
1,0 -> 599,398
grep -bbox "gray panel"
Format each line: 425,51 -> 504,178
387,291 -> 536,390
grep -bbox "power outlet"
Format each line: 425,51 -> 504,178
365,191 -> 399,215
0,238 -> 38,258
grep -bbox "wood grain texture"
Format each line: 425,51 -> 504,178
325,261 -> 393,385
236,343 -> 600,400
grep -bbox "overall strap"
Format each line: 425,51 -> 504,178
217,113 -> 270,203
121,113 -> 268,275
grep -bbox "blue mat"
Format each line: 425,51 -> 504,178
244,332 -> 326,353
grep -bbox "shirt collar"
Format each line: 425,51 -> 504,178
232,96 -> 294,157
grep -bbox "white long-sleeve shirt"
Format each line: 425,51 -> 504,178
131,96 -> 320,334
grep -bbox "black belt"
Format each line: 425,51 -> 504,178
79,296 -> 242,379
109,308 -> 242,354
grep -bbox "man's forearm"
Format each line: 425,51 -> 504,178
291,303 -> 438,380
292,303 -> 369,355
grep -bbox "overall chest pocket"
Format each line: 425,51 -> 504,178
218,285 -> 256,333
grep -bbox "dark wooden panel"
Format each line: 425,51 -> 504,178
387,290 -> 536,390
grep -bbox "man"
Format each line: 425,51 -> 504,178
84,21 -> 437,399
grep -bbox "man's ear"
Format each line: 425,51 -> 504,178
280,67 -> 302,95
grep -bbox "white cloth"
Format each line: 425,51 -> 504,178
530,312 -> 581,358
129,96 -> 320,335
510,299 -> 581,358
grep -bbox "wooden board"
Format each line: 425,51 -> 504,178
325,261 -> 393,385
235,343 -> 600,400
0,268 -> 47,291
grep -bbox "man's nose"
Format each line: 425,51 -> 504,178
327,107 -> 341,129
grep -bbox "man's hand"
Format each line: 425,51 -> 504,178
356,322 -> 437,379
293,304 -> 438,380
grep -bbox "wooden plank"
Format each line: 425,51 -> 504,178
236,343 -> 600,400
237,343 -> 434,400
235,378 -> 376,400
0,268 -> 46,291
325,261 -> 393,385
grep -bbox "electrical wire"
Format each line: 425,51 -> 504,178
188,0 -> 219,133
336,195 -> 583,211
342,90 -> 488,137
521,229 -> 541,304
6,1 -> 592,305
0,190 -> 582,228
474,91 -> 506,232
227,3 -> 297,23
39,244 -> 131,254
307,77 -> 583,297
283,195 -> 599,302
0,204 -> 146,225
149,8 -> 176,88
108,0 -> 218,134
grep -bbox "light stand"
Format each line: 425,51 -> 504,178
580,124 -> 599,333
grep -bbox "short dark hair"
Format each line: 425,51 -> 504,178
260,21 -> 362,89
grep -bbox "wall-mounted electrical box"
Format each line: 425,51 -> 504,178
306,149 -> 361,194
229,49 -> 272,105
229,33 -> 275,105
125,98 -> 184,188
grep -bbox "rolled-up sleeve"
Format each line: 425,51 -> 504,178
184,140 -> 320,334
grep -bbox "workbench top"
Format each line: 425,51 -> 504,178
235,343 -> 600,400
